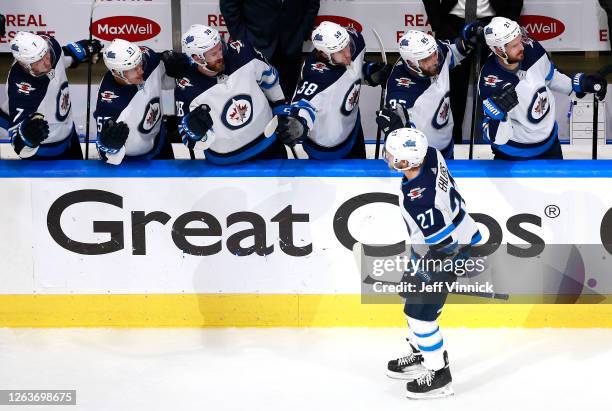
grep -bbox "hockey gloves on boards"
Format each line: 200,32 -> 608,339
265,105 -> 309,147
483,84 -> 518,121
573,73 -> 607,100
15,113 -> 49,148
179,104 -> 215,150
98,119 -> 129,154
63,39 -> 103,68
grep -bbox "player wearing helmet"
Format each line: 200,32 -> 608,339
479,17 -> 607,159
172,24 -> 287,165
376,23 -> 483,159
383,127 -> 481,399
93,39 -> 184,165
3,31 -> 101,159
268,21 -> 392,159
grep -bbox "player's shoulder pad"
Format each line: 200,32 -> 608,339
519,37 -> 548,70
478,57 -> 519,97
435,40 -> 451,65
386,63 -> 432,108
42,36 -> 64,69
7,63 -> 48,108
95,72 -> 133,119
400,147 -> 439,205
293,54 -> 343,101
140,46 -> 162,79
348,27 -> 366,57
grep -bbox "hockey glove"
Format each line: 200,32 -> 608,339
366,62 -> 393,86
483,84 -> 518,121
98,120 -> 129,154
573,73 -> 607,100
63,39 -> 103,68
179,104 -> 214,150
17,113 -> 49,148
376,108 -> 403,135
161,51 -> 191,78
461,20 -> 486,49
276,115 -> 308,146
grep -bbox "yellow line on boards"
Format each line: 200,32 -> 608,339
0,294 -> 611,328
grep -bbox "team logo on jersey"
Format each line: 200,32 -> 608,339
15,82 -> 36,95
138,97 -> 162,134
431,92 -> 451,129
55,81 -> 71,121
527,86 -> 550,124
221,94 -> 253,130
341,81 -> 361,116
176,77 -> 193,90
407,187 -> 426,201
229,40 -> 244,53
395,77 -> 415,88
483,75 -> 503,87
100,90 -> 119,102
311,62 -> 329,73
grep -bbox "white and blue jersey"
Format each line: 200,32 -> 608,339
290,29 -> 376,159
399,147 -> 481,259
479,37 -> 573,158
94,47 -> 174,164
3,36 -> 77,158
173,40 -> 284,165
386,40 -> 467,158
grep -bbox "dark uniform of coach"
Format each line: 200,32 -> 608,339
422,0 -> 524,143
220,0 -> 320,98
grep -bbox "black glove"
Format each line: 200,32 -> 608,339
277,115 -> 308,146
462,20 -> 486,48
0,14 -> 6,36
367,62 -> 393,86
161,51 -> 191,78
483,84 -> 518,121
579,74 -> 607,100
63,39 -> 103,68
184,104 -> 213,138
19,113 -> 49,148
98,120 -> 129,154
376,105 -> 409,135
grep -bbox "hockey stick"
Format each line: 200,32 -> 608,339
85,0 -> 102,160
590,65 -> 612,159
372,28 -> 387,159
468,32 -> 483,160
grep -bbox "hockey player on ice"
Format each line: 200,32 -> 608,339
479,17 -> 607,160
3,31 -> 101,159
94,39 -> 183,165
383,127 -> 481,399
376,23 -> 483,159
173,24 -> 287,165
269,21 -> 391,159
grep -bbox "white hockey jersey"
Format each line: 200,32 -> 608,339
4,36 -> 75,158
290,28 -> 372,159
400,147 -> 481,259
94,48 -> 174,164
479,37 -> 573,158
386,40 -> 467,156
174,40 -> 284,165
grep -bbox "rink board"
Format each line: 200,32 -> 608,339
0,160 -> 612,327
